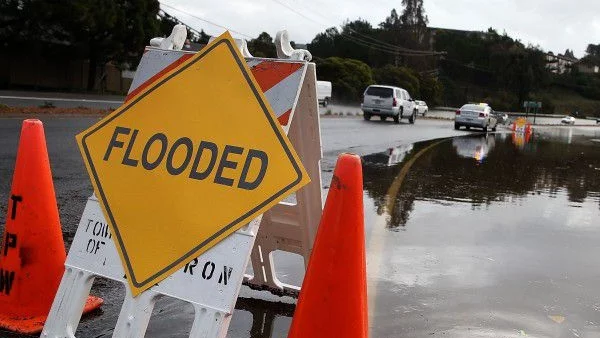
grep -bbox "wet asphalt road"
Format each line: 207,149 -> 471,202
1,115 -> 600,337
318,104 -> 599,126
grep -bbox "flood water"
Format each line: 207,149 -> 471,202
363,129 -> 600,337
228,129 -> 600,338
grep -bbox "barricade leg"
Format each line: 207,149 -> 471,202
189,305 -> 230,338
41,268 -> 98,338
112,289 -> 160,338
292,64 -> 324,262
44,194 -> 263,337
245,63 -> 323,296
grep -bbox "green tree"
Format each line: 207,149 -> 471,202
372,65 -> 420,95
399,0 -> 428,45
247,32 -> 276,58
586,44 -> 600,57
581,43 -> 600,66
435,28 -> 548,108
0,1 -> 74,53
315,57 -> 373,102
158,13 -> 210,44
69,0 -> 160,90
0,0 -> 161,91
418,73 -> 443,105
308,27 -> 339,58
380,8 -> 401,31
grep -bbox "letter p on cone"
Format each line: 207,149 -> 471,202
0,119 -> 102,334
288,153 -> 367,338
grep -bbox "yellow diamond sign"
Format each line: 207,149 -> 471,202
76,32 -> 310,295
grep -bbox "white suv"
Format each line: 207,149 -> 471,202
361,85 -> 417,124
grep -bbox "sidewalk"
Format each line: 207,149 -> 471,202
0,90 -> 125,101
0,90 -> 124,109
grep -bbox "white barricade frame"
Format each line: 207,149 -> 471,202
42,28 -> 323,337
244,62 -> 323,296
42,195 -> 261,338
124,43 -> 323,296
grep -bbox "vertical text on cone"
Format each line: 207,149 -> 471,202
1,232 -> 18,295
2,233 -> 17,257
10,195 -> 22,220
0,269 -> 15,295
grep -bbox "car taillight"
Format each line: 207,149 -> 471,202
455,110 -> 461,115
393,98 -> 397,107
479,112 -> 485,117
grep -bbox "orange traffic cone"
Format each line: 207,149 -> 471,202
288,153 -> 367,338
0,119 -> 103,334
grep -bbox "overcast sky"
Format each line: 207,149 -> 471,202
162,0 -> 600,58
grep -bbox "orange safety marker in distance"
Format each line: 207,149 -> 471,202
288,153 -> 368,338
0,119 -> 103,335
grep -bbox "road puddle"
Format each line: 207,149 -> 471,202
362,130 -> 600,337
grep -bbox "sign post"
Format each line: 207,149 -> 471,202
523,101 -> 542,124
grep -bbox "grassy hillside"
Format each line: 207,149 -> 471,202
537,86 -> 600,117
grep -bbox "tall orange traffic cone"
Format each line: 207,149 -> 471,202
0,119 -> 103,334
288,153 -> 367,338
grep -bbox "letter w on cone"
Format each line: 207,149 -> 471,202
288,153 -> 367,338
0,119 -> 103,334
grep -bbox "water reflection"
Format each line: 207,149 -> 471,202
452,134 -> 495,163
233,297 -> 295,338
363,132 -> 600,229
362,144 -> 413,166
511,129 -> 532,150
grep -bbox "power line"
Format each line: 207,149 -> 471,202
159,2 -> 254,39
269,0 -> 444,56
158,9 -> 205,38
270,0 -> 325,28
336,30 -> 444,56
159,0 -> 444,58
441,57 -> 494,73
335,33 -> 434,56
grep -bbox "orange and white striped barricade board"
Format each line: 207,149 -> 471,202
125,47 -> 323,297
41,43 -> 322,337
126,47 -> 308,130
511,117 -> 533,149
245,61 -> 323,297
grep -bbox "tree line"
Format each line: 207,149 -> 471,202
2,0 -> 599,114
1,0 -> 165,90
305,2 -> 600,113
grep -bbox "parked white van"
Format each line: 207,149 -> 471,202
361,85 -> 417,124
317,81 -> 332,107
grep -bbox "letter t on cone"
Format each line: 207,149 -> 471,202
0,119 -> 102,334
288,153 -> 367,338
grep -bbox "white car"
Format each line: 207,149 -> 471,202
454,103 -> 498,132
561,116 -> 575,125
415,100 -> 428,116
317,81 -> 332,107
361,85 -> 417,124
